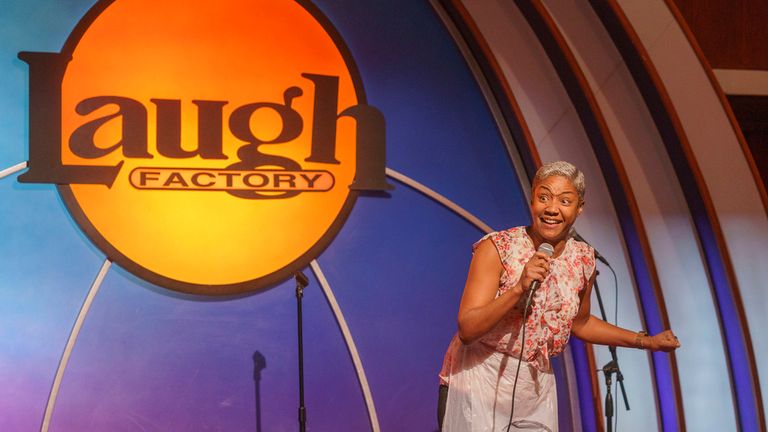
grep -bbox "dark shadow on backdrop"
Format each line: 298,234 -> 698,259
253,350 -> 267,432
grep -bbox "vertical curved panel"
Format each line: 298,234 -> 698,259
514,1 -> 684,430
619,2 -> 768,428
433,0 -> 541,182
591,1 -> 766,430
569,338 -> 600,432
662,1 -> 768,215
543,1 -> 737,431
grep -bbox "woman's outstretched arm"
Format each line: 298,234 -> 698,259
571,273 -> 680,351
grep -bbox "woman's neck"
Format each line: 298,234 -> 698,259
525,226 -> 568,258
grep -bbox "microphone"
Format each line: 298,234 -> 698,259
295,271 -> 309,288
569,228 -> 610,266
529,243 -> 554,293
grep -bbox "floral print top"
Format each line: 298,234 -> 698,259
441,226 -> 595,377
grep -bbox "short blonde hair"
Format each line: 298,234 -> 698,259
533,161 -> 585,204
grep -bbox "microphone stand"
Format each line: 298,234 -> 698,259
295,271 -> 309,432
593,269 -> 630,432
602,360 -> 619,432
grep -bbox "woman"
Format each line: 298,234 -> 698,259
438,161 -> 680,431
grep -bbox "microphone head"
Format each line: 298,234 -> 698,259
538,242 -> 555,257
295,271 -> 309,287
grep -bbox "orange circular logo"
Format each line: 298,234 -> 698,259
19,0 -> 391,294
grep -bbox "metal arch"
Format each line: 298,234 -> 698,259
0,161 -> 112,431
309,260 -> 380,432
0,162 -> 28,180
386,168 -> 494,234
41,259 -> 112,432
307,168 -> 502,431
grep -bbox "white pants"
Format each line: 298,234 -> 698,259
443,343 -> 557,432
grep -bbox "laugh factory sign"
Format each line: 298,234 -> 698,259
19,0 -> 391,294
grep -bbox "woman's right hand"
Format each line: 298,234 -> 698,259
518,252 -> 552,293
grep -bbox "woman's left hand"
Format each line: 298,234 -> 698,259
648,329 -> 681,352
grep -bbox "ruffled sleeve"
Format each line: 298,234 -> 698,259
472,231 -> 502,253
571,240 -> 596,291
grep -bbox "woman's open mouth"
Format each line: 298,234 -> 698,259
540,217 -> 562,226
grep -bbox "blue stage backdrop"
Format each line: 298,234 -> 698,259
0,1 -> 528,431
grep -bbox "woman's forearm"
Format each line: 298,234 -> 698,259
457,283 -> 525,344
572,315 -> 680,352
571,315 -> 639,348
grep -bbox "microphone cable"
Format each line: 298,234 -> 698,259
504,242 -> 553,432
504,285 -> 537,432
607,261 -> 619,432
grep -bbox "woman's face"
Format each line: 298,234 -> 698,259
529,175 -> 582,246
